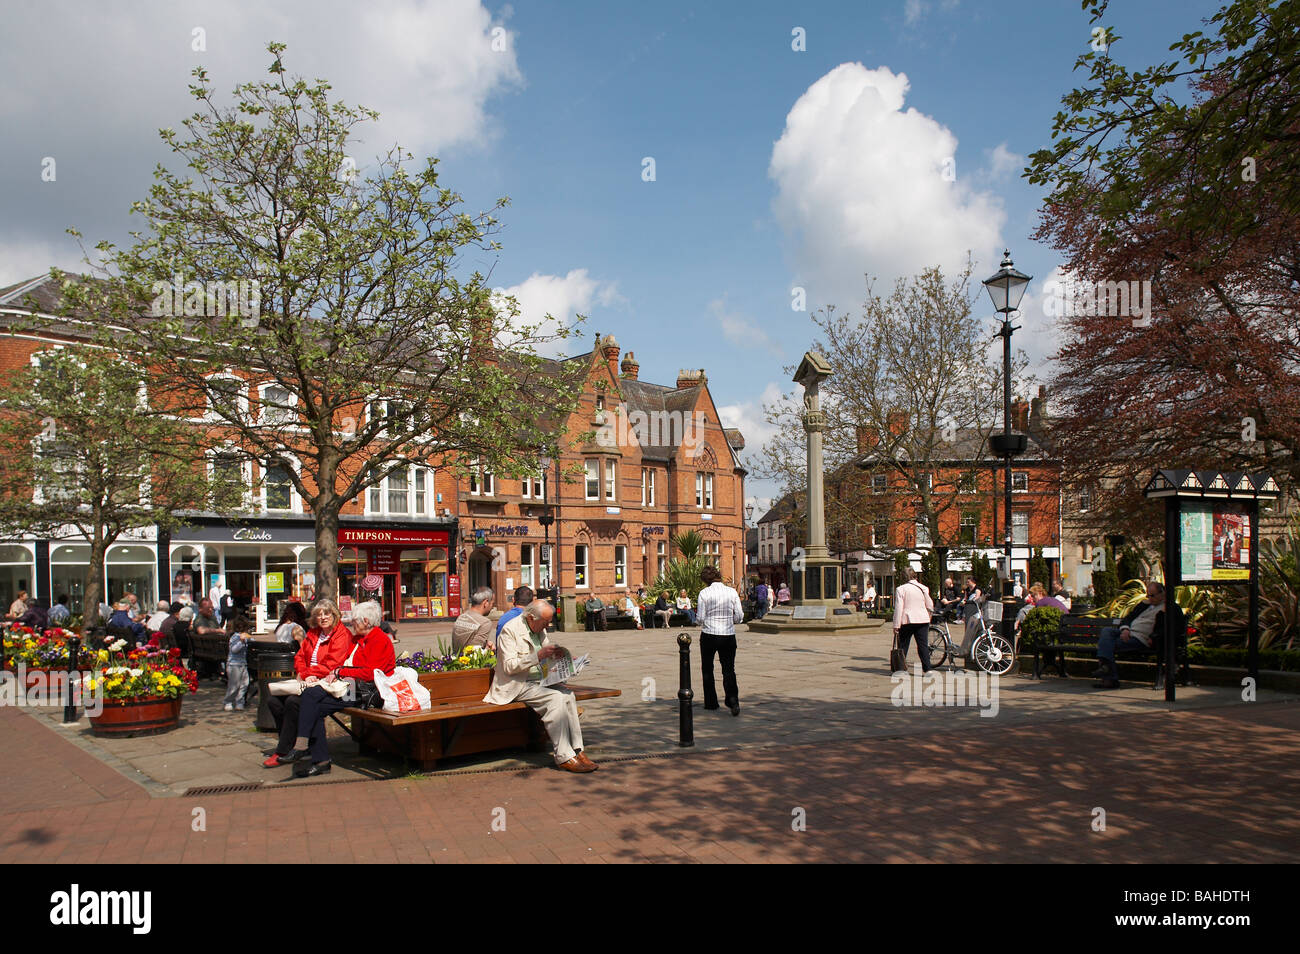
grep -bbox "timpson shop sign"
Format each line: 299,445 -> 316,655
337,528 -> 451,546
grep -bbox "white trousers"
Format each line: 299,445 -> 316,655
516,684 -> 585,764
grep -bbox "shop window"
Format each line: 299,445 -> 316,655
106,544 -> 157,608
0,544 -> 36,617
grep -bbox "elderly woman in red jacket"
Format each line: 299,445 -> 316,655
264,599 -> 354,772
292,600 -> 396,778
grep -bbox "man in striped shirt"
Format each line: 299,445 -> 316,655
696,565 -> 745,716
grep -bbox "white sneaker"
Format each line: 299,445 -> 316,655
223,703 -> 234,711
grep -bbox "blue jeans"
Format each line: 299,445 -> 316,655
1097,626 -> 1149,662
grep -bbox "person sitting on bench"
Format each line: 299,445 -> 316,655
485,600 -> 596,773
653,592 -> 673,628
1094,581 -> 1184,689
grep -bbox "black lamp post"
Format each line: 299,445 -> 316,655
983,249 -> 1032,649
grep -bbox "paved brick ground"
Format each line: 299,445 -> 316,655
3,696 -> 1297,863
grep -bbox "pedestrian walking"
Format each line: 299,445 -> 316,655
696,565 -> 744,716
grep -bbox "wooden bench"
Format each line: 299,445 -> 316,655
343,683 -> 622,770
1032,613 -> 1190,686
189,631 -> 228,678
603,607 -> 641,629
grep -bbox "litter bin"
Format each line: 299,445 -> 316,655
248,641 -> 296,732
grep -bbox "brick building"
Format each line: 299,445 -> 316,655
0,279 -> 746,627
456,334 -> 748,623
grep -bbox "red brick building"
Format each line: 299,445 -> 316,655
456,334 -> 748,622
0,279 -> 747,627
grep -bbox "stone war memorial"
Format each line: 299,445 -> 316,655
749,351 -> 862,634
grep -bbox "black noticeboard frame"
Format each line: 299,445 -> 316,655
1144,470 -> 1281,702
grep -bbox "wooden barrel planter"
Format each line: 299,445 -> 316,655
89,696 -> 183,737
417,668 -> 492,703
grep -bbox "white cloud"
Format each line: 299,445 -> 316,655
986,142 -> 1023,180
0,1 -> 520,160
769,63 -> 1006,313
492,268 -> 621,356
717,381 -> 786,458
710,298 -> 782,356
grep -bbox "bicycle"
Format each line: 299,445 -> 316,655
926,601 -> 1015,675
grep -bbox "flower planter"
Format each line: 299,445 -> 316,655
89,696 -> 183,737
416,667 -> 492,702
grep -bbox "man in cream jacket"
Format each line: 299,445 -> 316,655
484,600 -> 596,773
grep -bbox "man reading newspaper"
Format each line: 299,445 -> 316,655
483,600 -> 597,773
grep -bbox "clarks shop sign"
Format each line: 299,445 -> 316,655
172,524 -> 317,544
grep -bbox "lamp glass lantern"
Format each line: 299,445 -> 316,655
982,249 -> 1032,315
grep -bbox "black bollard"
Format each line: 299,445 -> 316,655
677,632 -> 694,747
63,635 -> 81,724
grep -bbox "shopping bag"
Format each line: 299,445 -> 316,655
889,633 -> 907,674
374,666 -> 431,714
268,679 -> 303,696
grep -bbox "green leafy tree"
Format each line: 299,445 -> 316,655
72,45 -> 581,603
1028,547 -> 1051,590
919,549 -> 941,595
0,345 -> 221,626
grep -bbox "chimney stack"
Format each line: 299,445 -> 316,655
1011,398 -> 1030,432
599,333 -> 620,380
677,368 -> 707,390
855,425 -> 879,453
1029,385 -> 1047,433
886,410 -> 907,436
620,351 -> 640,380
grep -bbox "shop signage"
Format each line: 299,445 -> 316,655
265,572 -> 284,593
641,526 -> 665,536
172,524 -> 317,544
368,547 -> 400,574
338,528 -> 450,546
483,524 -> 530,536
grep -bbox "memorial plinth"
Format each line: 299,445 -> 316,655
747,351 -> 871,635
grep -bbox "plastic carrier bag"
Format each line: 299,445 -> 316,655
374,666 -> 431,714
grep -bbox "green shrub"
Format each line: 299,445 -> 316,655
1186,644 -> 1300,672
1019,606 -> 1063,651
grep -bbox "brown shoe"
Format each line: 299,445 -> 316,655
558,757 -> 596,773
576,752 -> 598,770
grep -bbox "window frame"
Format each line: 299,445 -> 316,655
204,373 -> 248,423
574,544 -> 589,589
585,459 -> 600,500
1012,472 -> 1029,493
366,464 -> 434,517
614,545 -> 627,587
1011,510 -> 1029,545
261,458 -> 300,514
605,459 -> 616,501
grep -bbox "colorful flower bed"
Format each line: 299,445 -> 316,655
3,624 -> 98,669
399,643 -> 496,674
82,640 -> 199,701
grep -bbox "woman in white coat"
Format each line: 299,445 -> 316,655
892,568 -> 936,672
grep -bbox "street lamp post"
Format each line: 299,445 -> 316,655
983,250 -> 1032,651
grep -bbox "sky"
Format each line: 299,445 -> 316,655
0,0 -> 1226,511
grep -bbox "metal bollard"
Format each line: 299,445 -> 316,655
63,635 -> 81,724
677,632 -> 694,747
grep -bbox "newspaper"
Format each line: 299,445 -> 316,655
538,650 -> 590,687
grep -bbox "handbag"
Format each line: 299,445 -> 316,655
268,678 -> 303,696
350,679 -> 382,709
889,631 -> 907,674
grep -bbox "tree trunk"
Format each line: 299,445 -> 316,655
314,504 -> 340,605
82,530 -> 109,630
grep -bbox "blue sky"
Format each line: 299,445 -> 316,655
0,0 -> 1225,507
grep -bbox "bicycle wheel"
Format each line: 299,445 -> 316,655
926,626 -> 949,668
971,633 -> 1015,676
